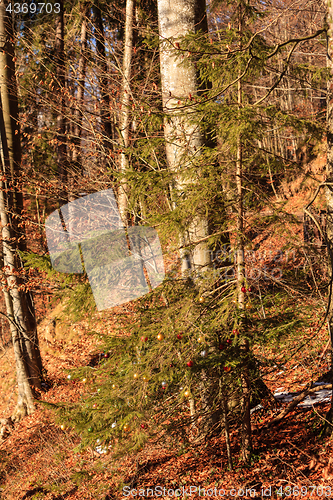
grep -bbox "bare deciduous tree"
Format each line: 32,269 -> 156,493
0,0 -> 42,421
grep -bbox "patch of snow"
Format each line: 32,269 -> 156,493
250,404 -> 264,414
274,384 -> 332,409
95,445 -> 108,454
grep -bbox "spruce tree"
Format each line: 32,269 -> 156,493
42,0 -> 327,464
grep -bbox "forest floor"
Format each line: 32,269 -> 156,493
1,156 -> 333,499
0,293 -> 332,500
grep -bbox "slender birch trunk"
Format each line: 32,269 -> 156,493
236,5 -> 251,463
118,0 -> 134,226
157,0 -> 211,277
237,79 -> 251,462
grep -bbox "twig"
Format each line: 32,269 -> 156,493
253,42 -> 298,106
177,229 -> 235,250
267,383 -> 332,427
258,282 -> 266,319
303,208 -> 325,242
318,334 -> 331,364
304,182 -> 333,211
286,440 -> 316,461
303,183 -> 333,364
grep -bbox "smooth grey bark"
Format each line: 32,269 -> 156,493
118,0 -> 134,226
157,0 -> 221,444
157,0 -> 211,276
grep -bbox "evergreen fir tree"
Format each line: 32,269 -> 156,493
38,0 -> 327,463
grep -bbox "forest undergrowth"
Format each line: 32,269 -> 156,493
0,180 -> 333,499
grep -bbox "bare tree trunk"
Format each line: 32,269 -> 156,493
0,0 -> 42,420
0,178 -> 36,419
0,0 -> 41,357
236,122 -> 251,461
240,339 -> 251,462
0,0 -> 22,217
221,387 -> 232,470
236,136 -> 245,309
92,1 -> 113,152
72,1 -> 89,169
157,0 -> 211,277
236,5 -> 251,463
55,0 -> 67,205
322,0 -> 333,435
198,369 -> 221,438
118,0 -> 134,226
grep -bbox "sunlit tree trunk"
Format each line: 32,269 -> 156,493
0,0 -> 42,420
0,168 -> 36,419
157,0 -> 211,277
72,0 -> 89,168
236,4 -> 251,463
323,0 -> 333,435
55,0 -> 67,205
237,123 -> 252,462
118,0 -> 134,226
